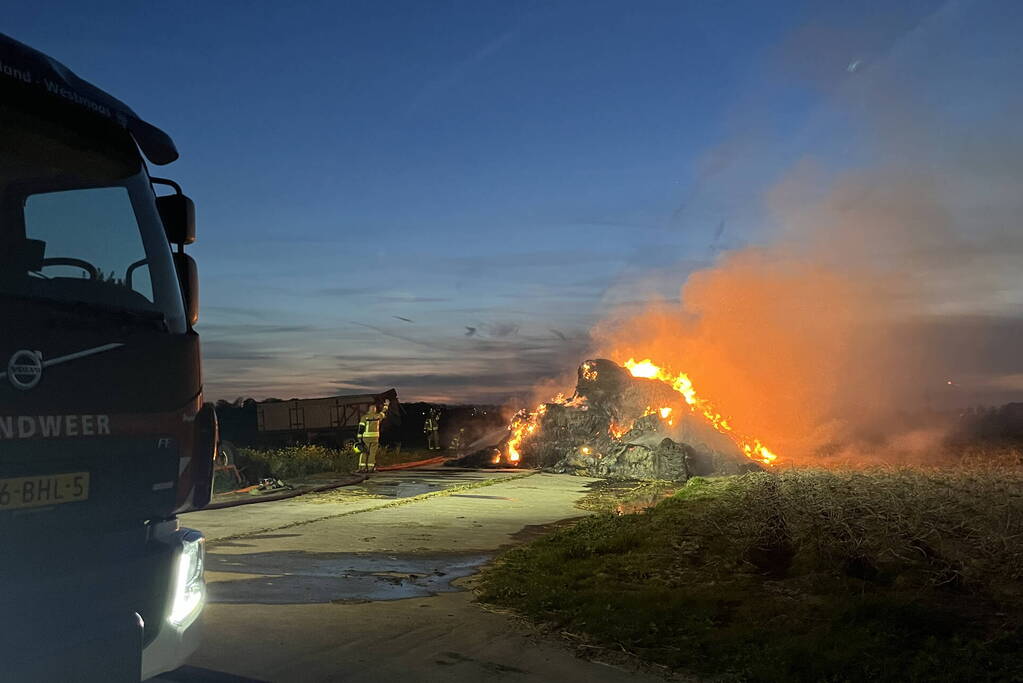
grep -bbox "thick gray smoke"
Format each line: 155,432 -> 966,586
592,1 -> 1023,464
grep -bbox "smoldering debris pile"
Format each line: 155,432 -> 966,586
500,359 -> 764,481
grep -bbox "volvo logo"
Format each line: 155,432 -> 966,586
0,343 -> 124,390
7,350 -> 43,390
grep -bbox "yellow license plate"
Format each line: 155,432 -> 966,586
0,472 -> 89,511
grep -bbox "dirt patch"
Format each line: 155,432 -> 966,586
573,478 -> 677,514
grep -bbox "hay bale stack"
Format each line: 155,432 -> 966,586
523,359 -> 761,480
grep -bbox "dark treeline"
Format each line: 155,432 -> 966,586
951,402 -> 1023,444
213,397 -> 506,450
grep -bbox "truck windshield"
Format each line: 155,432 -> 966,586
0,100 -> 186,332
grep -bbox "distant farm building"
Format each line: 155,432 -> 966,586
256,389 -> 401,446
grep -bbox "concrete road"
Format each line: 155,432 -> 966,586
162,469 -> 663,683
186,468 -> 529,543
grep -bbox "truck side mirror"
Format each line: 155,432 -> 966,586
174,252 -> 199,326
156,193 -> 196,246
151,177 -> 196,246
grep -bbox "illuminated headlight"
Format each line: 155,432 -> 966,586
168,529 -> 205,627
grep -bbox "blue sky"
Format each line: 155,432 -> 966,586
12,0 -> 1016,404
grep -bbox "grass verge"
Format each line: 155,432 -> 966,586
574,478 -> 679,514
235,444 -> 357,481
477,468 -> 1023,682
230,444 -> 442,484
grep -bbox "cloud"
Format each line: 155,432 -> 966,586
311,288 -> 450,304
334,370 -> 545,391
405,25 -> 520,116
202,311 -> 594,403
202,305 -> 272,319
201,340 -> 275,362
199,323 -> 318,335
314,287 -> 377,297
376,295 -> 451,303
349,321 -> 561,355
482,322 -> 519,338
443,248 -> 622,272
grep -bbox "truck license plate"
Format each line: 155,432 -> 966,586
0,472 -> 89,511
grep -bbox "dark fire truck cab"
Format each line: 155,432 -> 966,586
0,35 -> 215,680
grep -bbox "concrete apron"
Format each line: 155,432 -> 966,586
205,550 -> 491,604
183,468 -> 529,543
179,472 -> 669,683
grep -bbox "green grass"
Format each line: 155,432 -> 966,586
230,444 -> 442,483
235,444 -> 358,480
373,445 -> 443,468
477,468 -> 1023,682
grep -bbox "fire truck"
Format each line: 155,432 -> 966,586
0,34 -> 215,680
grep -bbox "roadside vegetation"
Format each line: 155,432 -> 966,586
228,444 -> 444,484
478,467 -> 1023,682
574,478 -> 679,514
235,445 -> 358,481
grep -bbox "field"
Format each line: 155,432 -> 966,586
478,467 -> 1023,682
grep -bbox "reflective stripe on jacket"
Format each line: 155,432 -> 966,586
362,416 -> 382,437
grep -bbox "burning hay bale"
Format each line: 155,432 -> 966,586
501,358 -> 766,480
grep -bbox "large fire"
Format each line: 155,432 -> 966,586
505,409 -> 536,463
503,358 -> 778,467
505,396 -> 563,465
623,358 -> 777,465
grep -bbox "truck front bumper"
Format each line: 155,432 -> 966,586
141,526 -> 205,680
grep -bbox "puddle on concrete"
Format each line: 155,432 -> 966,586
308,470 -> 518,505
347,480 -> 446,498
206,551 -> 490,604
392,482 -> 444,498
307,480 -> 445,504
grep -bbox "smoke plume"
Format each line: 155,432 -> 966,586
592,2 -> 1023,463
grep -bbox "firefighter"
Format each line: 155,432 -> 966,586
358,400 -> 389,472
424,408 -> 441,451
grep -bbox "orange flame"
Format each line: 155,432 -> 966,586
505,393 -> 583,463
505,401 -> 552,464
623,358 -> 778,465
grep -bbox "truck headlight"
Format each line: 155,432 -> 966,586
168,529 -> 205,627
